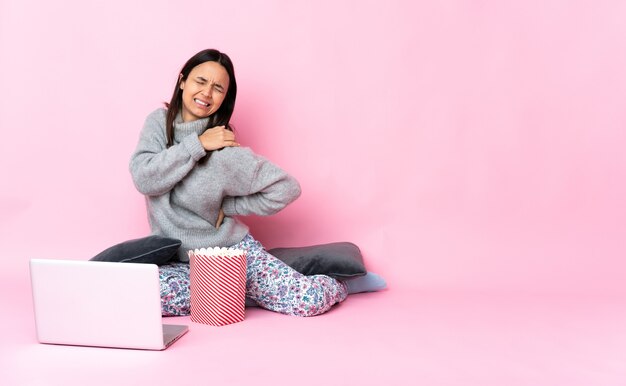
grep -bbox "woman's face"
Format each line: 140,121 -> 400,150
179,61 -> 230,122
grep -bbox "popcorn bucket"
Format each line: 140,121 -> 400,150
188,247 -> 247,326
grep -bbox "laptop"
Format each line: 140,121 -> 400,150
29,259 -> 188,350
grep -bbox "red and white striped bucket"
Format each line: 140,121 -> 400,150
188,247 -> 247,326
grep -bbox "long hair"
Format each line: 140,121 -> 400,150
164,49 -> 237,147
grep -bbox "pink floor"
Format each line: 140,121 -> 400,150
2,267 -> 626,386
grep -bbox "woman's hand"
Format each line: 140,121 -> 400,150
199,126 -> 239,151
215,208 -> 225,229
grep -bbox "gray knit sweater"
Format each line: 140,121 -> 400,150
129,108 -> 301,261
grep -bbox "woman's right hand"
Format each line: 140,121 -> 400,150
215,208 -> 225,229
199,126 -> 239,151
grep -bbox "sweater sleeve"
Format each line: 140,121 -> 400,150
221,153 -> 302,217
129,110 -> 207,196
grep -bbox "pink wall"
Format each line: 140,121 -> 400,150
1,0 -> 625,294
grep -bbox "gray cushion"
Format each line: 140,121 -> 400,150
90,235 -> 181,265
268,242 -> 366,279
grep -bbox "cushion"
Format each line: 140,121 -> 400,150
90,235 -> 181,265
268,242 -> 366,279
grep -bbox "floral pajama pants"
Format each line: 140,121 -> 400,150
159,234 -> 348,317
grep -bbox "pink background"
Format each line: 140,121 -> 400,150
2,1 -> 626,292
2,1 -> 626,385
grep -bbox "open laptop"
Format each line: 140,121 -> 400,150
29,259 -> 188,350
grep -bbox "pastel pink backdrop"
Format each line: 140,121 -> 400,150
1,0 -> 625,295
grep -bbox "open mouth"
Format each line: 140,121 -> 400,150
194,98 -> 210,108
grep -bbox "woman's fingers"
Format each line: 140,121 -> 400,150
215,208 -> 225,229
199,126 -> 240,150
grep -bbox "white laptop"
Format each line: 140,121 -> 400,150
29,259 -> 188,350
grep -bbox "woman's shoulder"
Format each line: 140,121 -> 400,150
141,108 -> 168,136
145,107 -> 168,122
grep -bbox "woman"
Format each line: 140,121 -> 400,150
130,49 -> 349,317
